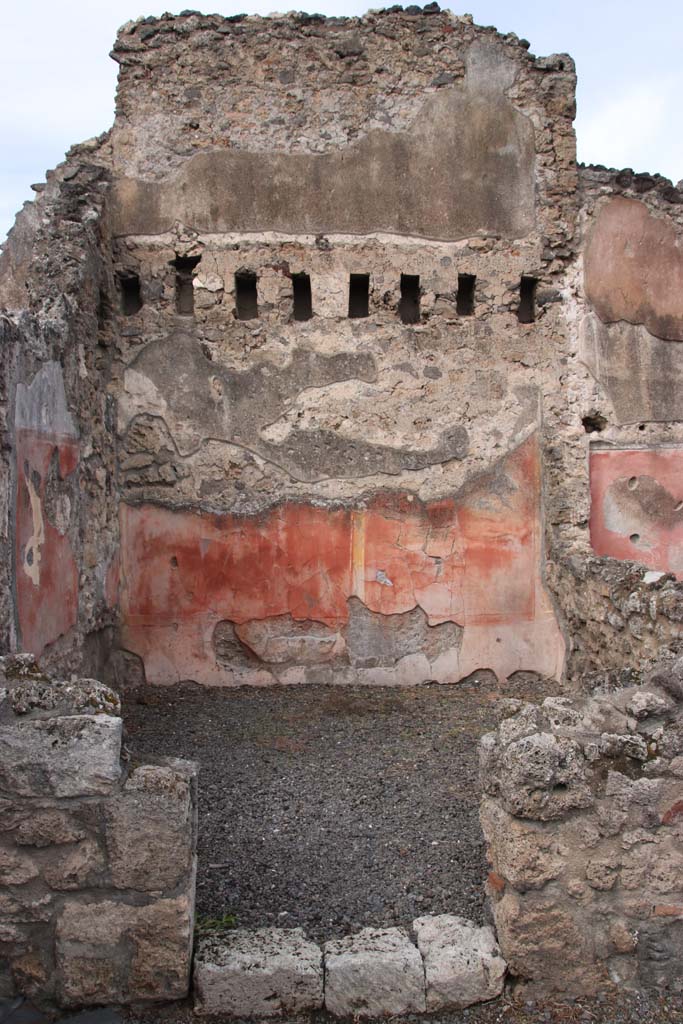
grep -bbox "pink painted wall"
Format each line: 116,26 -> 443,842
590,446 -> 683,577
117,435 -> 565,685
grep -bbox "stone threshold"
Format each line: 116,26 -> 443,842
193,916 -> 506,1018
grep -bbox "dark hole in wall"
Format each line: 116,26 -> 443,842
172,255 -> 201,315
456,274 -> 476,316
398,274 -> 420,324
348,274 -> 370,318
119,274 -> 142,316
518,275 -> 538,324
235,270 -> 259,320
292,273 -> 313,321
582,412 -> 608,433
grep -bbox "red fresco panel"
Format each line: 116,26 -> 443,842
15,428 -> 79,656
590,446 -> 683,576
119,433 -> 563,684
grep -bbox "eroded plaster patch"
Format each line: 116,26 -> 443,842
22,472 -> 45,587
14,362 -> 80,656
590,446 -> 683,577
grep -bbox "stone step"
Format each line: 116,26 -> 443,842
193,916 -> 506,1019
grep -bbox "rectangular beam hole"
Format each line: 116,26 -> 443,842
118,273 -> 142,316
398,274 -> 420,324
518,275 -> 538,324
348,274 -> 370,319
235,270 -> 259,321
173,255 -> 201,315
456,273 -> 476,316
292,272 -> 313,321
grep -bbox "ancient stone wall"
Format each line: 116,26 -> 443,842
0,6 -> 682,693
98,7 -> 578,688
0,149 -> 119,680
544,167 -> 683,683
0,655 -> 196,1006
480,655 -> 683,996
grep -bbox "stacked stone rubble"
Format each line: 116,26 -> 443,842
479,656 -> 683,995
0,654 -> 197,1006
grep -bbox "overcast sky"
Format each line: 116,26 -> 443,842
2,1 -> 682,243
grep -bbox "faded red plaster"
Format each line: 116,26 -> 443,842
652,905 -> 683,918
584,197 -> 683,342
15,428 -> 79,656
119,434 -> 565,685
661,801 -> 683,826
487,871 -> 506,894
589,447 -> 683,577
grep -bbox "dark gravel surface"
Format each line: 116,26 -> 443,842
122,987 -> 683,1024
123,676 -> 556,944
122,678 -> 680,1023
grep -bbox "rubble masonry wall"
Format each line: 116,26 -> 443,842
0,655 -> 197,1006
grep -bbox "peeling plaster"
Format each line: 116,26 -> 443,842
117,434 -> 564,686
22,473 -> 45,587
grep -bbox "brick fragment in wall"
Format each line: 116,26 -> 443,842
117,434 -> 565,686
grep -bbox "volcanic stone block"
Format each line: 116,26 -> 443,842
105,761 -> 196,891
0,715 -> 122,797
324,927 -> 426,1018
193,928 -> 323,1017
0,845 -> 39,886
413,914 -> 506,1010
56,894 -> 194,1005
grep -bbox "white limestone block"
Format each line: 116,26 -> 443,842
413,914 -> 506,1010
324,926 -> 426,1018
193,928 -> 323,1017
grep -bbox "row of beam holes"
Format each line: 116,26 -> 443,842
351,273 -> 534,322
118,267 -> 538,323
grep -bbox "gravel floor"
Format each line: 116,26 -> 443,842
123,989 -> 683,1024
122,678 -> 680,1023
123,675 -> 556,943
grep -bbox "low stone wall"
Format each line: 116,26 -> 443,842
0,654 -> 197,1007
479,657 -> 683,996
193,917 -> 506,1018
